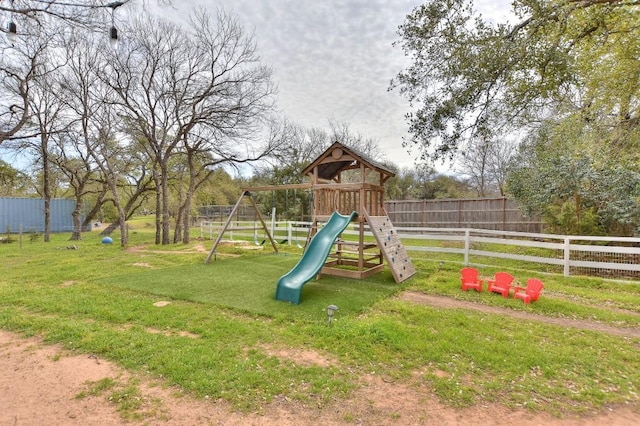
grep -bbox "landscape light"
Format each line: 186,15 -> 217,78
7,21 -> 17,43
326,304 -> 339,326
2,1 -> 127,45
109,26 -> 118,49
107,1 -> 123,50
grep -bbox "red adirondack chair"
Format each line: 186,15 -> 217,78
460,267 -> 483,292
513,278 -> 544,304
487,272 -> 514,298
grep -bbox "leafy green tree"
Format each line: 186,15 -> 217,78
422,174 -> 475,200
391,0 -> 640,161
507,122 -> 640,235
394,0 -> 640,234
196,167 -> 240,207
0,159 -> 31,196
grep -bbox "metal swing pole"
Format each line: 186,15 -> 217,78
294,188 -> 304,248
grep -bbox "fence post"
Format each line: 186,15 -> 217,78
563,237 -> 570,277
270,207 -> 276,236
464,229 -> 470,266
502,198 -> 507,231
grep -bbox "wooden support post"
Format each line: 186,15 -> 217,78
205,191 -> 278,264
205,193 -> 246,264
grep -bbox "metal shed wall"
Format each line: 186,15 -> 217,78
0,197 -> 76,233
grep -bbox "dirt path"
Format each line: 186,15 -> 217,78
2,291 -> 640,425
398,291 -> 640,338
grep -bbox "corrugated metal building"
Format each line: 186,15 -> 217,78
0,197 -> 77,233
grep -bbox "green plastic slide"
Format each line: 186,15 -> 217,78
275,211 -> 357,304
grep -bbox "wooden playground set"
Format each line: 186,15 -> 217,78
205,142 -> 416,303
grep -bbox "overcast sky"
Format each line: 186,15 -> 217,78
147,0 -> 515,171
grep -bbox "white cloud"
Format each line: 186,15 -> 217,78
149,0 -> 513,171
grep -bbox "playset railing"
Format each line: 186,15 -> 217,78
313,183 -> 385,217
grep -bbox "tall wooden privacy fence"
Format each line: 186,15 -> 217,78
384,197 -> 543,233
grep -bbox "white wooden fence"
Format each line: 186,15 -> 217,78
200,221 -> 640,280
396,227 -> 640,278
200,220 -> 311,247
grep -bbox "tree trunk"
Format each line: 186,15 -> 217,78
42,144 -> 51,242
181,154 -> 198,244
100,222 -> 119,235
173,169 -> 185,243
114,192 -> 128,247
44,196 -> 51,241
69,199 -> 82,241
102,168 -> 128,246
181,197 -> 192,244
81,187 -> 108,232
173,204 -> 184,243
153,168 -> 162,245
160,159 -> 171,245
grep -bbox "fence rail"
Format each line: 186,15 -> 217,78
397,227 -> 640,279
200,220 -> 311,247
200,219 -> 640,280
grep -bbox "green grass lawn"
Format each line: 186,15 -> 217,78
97,253 -> 399,320
1,223 -> 639,418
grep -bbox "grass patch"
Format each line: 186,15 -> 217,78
76,377 -> 118,399
97,254 -> 399,320
1,225 -> 639,418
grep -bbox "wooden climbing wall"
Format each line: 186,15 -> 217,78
365,213 -> 416,283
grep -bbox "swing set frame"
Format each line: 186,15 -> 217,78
205,141 -> 415,284
204,184 -> 312,263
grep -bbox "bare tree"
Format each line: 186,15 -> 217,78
0,1 -> 173,144
49,133 -> 103,240
54,32 -> 155,245
487,139 -> 517,197
458,133 -> 492,198
0,1 -> 173,38
456,118 -> 516,197
261,118 -> 384,179
328,119 -> 382,161
103,9 -> 276,244
0,26 -> 50,144
2,24 -> 70,241
48,32 -> 108,241
261,119 -> 320,170
175,121 -> 285,244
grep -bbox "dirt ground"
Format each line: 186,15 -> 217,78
2,292 -> 639,425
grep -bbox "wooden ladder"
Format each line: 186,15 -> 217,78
364,210 -> 416,283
